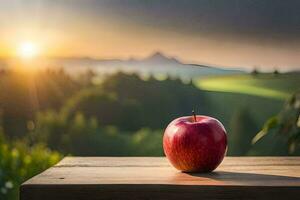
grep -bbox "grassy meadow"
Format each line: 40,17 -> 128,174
195,73 -> 300,100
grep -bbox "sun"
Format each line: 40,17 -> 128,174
18,42 -> 39,59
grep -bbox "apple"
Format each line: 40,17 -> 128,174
163,112 -> 227,172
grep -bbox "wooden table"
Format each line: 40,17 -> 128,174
21,157 -> 300,200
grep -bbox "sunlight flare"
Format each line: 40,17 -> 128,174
18,42 -> 39,59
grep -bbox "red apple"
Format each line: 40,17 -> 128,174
163,114 -> 227,172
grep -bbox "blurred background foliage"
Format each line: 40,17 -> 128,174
0,68 -> 299,199
0,128 -> 61,200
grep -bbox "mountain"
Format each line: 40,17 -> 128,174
1,52 -> 245,79
141,52 -> 180,65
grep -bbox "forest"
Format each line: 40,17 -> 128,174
0,68 -> 299,199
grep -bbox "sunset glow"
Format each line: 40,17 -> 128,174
0,1 -> 299,70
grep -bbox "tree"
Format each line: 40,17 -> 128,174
228,107 -> 258,155
251,67 -> 259,76
273,68 -> 280,76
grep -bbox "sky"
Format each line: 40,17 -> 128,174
0,0 -> 300,70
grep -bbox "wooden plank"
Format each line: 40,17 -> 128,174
21,157 -> 300,200
56,157 -> 300,167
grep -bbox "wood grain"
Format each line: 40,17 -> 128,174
20,157 -> 300,200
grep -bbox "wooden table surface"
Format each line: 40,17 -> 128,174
21,157 -> 300,200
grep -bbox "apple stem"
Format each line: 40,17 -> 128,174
192,110 -> 197,122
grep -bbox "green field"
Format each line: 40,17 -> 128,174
195,73 -> 300,100
194,72 -> 300,156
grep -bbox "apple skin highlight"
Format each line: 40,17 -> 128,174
163,115 -> 227,173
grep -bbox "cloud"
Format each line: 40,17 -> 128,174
92,0 -> 300,46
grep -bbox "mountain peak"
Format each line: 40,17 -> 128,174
144,51 -> 181,64
149,51 -> 166,58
